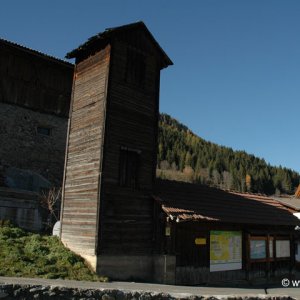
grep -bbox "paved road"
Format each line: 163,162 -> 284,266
0,276 -> 298,299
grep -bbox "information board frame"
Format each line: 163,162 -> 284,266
210,230 -> 242,272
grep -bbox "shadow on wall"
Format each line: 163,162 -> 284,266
0,165 -> 57,232
0,187 -> 45,232
1,166 -> 51,192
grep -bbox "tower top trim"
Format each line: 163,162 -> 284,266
66,21 -> 173,69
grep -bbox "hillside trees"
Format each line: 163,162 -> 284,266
157,113 -> 299,195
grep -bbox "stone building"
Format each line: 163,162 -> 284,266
0,38 -> 73,231
0,38 -> 73,189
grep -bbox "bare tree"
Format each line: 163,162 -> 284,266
39,187 -> 61,231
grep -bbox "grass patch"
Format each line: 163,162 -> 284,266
0,223 -> 108,281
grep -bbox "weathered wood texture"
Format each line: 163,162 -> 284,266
172,221 -> 294,284
61,26 -> 165,258
99,31 -> 161,254
0,39 -> 73,117
61,46 -> 111,256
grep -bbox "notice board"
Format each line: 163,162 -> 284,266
276,240 -> 290,258
250,240 -> 266,259
210,230 -> 242,272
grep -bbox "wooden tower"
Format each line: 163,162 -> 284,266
60,22 -> 172,281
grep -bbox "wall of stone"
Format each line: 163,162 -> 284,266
0,103 -> 68,187
0,283 -> 294,300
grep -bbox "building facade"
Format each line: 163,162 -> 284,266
0,38 -> 73,231
0,38 -> 73,188
60,22 -> 300,284
154,179 -> 300,284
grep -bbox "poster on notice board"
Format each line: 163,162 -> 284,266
210,230 -> 242,272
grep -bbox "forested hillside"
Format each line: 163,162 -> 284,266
157,113 -> 300,195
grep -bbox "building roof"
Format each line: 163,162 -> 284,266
154,179 -> 300,226
66,21 -> 173,68
1,37 -> 73,117
273,196 -> 300,211
0,37 -> 73,67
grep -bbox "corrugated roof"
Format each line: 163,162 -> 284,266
154,179 -> 300,226
0,37 -> 73,67
66,21 -> 173,68
273,196 -> 300,211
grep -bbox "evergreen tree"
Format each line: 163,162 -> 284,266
157,113 -> 300,195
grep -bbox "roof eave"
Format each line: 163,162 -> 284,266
1,37 -> 73,67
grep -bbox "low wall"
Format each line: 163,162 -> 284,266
96,255 -> 176,284
176,266 -> 299,286
0,283 -> 294,300
154,255 -> 176,284
97,255 -> 156,283
0,187 -> 44,232
176,267 -> 246,285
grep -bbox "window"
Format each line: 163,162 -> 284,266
119,147 -> 140,189
37,126 -> 52,136
125,48 -> 146,87
249,236 -> 290,261
250,239 -> 266,259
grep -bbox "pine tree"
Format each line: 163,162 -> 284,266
157,113 -> 300,195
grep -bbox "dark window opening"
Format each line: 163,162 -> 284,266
37,126 -> 52,136
119,147 -> 140,189
125,48 -> 146,87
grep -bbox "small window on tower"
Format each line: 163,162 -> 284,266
125,48 -> 146,87
119,147 -> 141,189
37,126 -> 52,136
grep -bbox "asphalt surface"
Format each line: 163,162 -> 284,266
0,276 -> 299,299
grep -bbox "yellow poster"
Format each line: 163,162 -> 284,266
210,230 -> 242,272
195,238 -> 206,245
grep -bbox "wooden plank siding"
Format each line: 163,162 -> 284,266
0,39 -> 73,117
98,37 -> 160,255
61,25 -> 168,259
61,45 -> 111,256
172,221 -> 295,284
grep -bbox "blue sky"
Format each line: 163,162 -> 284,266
1,0 -> 299,172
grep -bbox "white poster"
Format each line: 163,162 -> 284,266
276,240 -> 290,258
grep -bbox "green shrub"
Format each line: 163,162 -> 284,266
0,225 -> 108,281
